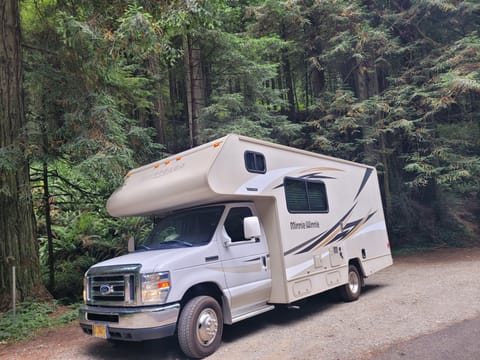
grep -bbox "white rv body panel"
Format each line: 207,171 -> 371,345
80,134 -> 392,356
106,134 -> 392,304
107,140 -> 224,217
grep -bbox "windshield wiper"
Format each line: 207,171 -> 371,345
163,239 -> 193,247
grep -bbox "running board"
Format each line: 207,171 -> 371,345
231,304 -> 275,323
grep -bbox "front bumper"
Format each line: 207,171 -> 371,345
79,303 -> 180,341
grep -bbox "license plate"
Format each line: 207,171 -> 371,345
92,324 -> 108,339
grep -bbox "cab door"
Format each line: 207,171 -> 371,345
218,204 -> 271,319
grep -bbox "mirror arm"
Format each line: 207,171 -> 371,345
127,236 -> 135,253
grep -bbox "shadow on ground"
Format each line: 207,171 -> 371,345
82,284 -> 386,359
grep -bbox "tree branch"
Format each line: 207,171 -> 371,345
44,169 -> 102,198
21,43 -> 56,55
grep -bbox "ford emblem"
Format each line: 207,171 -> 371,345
100,284 -> 112,295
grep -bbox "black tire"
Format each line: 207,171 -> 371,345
177,296 -> 223,359
338,265 -> 362,302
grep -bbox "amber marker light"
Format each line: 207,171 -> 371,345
154,164 -> 160,169
158,280 -> 170,289
176,156 -> 182,161
213,141 -> 222,148
165,160 -> 171,165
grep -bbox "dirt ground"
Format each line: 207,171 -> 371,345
1,247 -> 479,360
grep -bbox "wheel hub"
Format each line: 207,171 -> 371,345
196,308 -> 218,346
349,271 -> 359,294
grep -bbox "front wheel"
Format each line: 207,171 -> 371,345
177,296 -> 223,359
338,265 -> 362,302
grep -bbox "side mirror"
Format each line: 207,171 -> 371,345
128,236 -> 135,253
244,216 -> 261,240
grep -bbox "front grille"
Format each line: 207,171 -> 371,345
91,275 -> 126,302
86,264 -> 141,306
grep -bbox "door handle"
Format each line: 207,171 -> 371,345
261,256 -> 267,271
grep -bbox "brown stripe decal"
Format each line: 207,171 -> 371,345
354,168 -> 373,201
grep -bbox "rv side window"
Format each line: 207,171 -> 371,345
284,177 -> 329,213
224,207 -> 253,242
244,151 -> 266,174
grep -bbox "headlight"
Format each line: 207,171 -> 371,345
83,277 -> 88,303
141,272 -> 170,304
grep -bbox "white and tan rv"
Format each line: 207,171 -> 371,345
79,134 -> 392,358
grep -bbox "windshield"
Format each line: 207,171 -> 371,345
137,206 -> 225,250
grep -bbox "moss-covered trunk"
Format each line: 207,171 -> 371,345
0,0 -> 47,310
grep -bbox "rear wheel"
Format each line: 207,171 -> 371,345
178,296 -> 223,359
339,265 -> 362,302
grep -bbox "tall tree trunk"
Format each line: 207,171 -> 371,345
42,162 -> 55,292
281,50 -> 296,120
354,59 -> 369,100
146,51 -> 167,145
310,67 -> 325,98
351,53 -> 394,222
354,57 -> 379,100
379,133 -> 393,222
168,69 -> 182,152
279,23 -> 296,120
355,56 -> 393,222
0,0 -> 46,310
184,34 -> 206,147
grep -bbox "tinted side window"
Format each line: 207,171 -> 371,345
244,151 -> 266,174
284,178 -> 328,213
224,207 -> 253,242
284,178 -> 309,212
307,181 -> 328,212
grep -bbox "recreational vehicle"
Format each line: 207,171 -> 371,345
79,134 -> 392,358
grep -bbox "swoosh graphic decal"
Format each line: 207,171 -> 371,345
283,204 -> 357,256
299,167 -> 344,174
354,168 -> 373,201
284,230 -> 328,256
283,205 -> 377,256
297,204 -> 358,254
325,211 -> 376,246
273,173 -> 336,189
236,166 -> 302,194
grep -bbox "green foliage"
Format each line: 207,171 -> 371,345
11,0 -> 479,305
199,29 -> 301,143
0,302 -> 78,343
34,183 -> 153,301
38,214 -> 152,301
0,146 -> 21,176
21,0 -> 170,302
297,0 -> 480,246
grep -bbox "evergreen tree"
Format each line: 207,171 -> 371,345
0,0 -> 46,309
1,0 -> 478,303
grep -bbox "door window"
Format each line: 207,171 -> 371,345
224,207 -> 253,242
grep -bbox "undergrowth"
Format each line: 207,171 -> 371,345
0,301 -> 78,343
391,245 -> 439,257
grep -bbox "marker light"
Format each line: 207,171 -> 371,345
158,281 -> 170,289
83,277 -> 88,302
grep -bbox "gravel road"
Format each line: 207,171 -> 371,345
1,248 -> 479,360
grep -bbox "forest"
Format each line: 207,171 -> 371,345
0,0 -> 479,307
